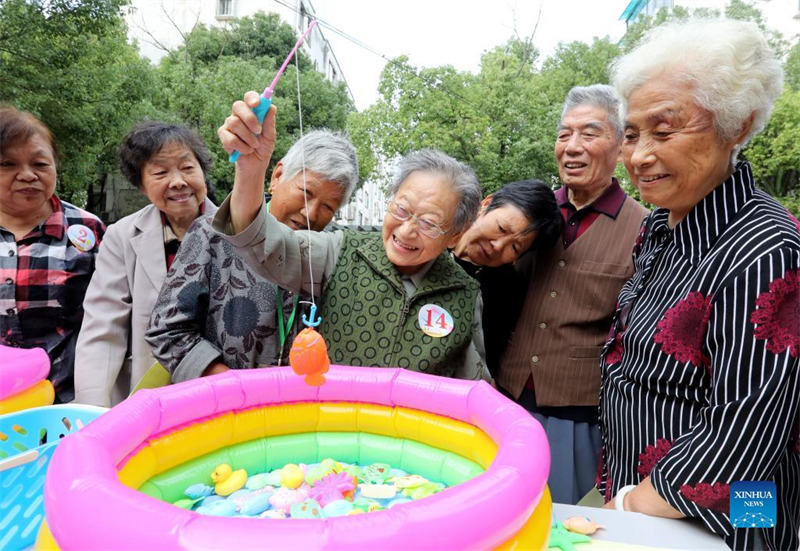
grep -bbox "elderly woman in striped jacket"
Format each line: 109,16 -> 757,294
596,18 -> 799,551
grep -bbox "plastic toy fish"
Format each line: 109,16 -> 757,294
289,327 -> 330,386
563,516 -> 605,535
280,463 -> 305,489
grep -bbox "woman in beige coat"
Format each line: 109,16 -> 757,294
74,122 -> 216,406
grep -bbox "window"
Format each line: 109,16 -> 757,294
299,2 -> 313,44
217,0 -> 233,17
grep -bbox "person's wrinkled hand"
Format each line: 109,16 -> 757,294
218,91 -> 276,169
220,91 -> 278,233
202,361 -> 231,377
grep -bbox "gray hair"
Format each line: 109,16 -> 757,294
611,18 -> 783,160
390,149 -> 481,234
279,129 -> 359,202
560,84 -> 625,141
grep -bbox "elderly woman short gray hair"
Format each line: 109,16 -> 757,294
390,148 -> 482,234
596,18 -> 799,551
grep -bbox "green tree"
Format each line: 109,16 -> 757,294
153,13 -> 355,195
0,0 -> 158,205
742,89 -> 800,199
348,36 -> 622,194
785,42 -> 800,91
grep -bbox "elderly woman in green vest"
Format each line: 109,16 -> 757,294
213,92 -> 488,380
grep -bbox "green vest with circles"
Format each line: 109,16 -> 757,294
319,231 -> 479,377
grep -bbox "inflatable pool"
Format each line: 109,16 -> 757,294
0,345 -> 54,414
39,366 -> 551,550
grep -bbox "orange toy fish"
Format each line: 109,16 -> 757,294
289,327 -> 330,386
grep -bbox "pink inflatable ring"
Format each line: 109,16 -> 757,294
42,366 -> 550,550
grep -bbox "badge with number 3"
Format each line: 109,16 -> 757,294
418,304 -> 454,338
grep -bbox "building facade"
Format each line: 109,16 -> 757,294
335,179 -> 386,227
126,0 -> 350,95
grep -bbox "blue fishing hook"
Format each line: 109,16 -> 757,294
302,303 -> 322,327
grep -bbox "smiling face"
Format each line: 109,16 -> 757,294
268,163 -> 346,231
555,104 -> 621,200
140,141 -> 207,228
622,75 -> 740,226
455,200 -> 537,267
0,134 -> 57,222
382,171 -> 462,275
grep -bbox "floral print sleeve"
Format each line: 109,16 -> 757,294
146,216 -> 304,382
147,218 -> 220,380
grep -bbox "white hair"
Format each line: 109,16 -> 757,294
280,129 -> 359,202
611,18 -> 783,161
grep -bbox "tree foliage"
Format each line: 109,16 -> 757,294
153,13 -> 355,196
0,0 -> 156,204
785,42 -> 800,91
744,89 -> 800,198
0,6 -> 355,205
348,1 -> 798,217
348,36 -> 621,195
2,1 -> 797,216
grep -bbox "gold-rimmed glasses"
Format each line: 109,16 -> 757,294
387,200 -> 448,238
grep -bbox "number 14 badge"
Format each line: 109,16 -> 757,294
418,304 -> 454,338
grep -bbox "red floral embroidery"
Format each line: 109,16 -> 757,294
605,333 -> 624,366
637,439 -> 673,477
595,450 -> 613,502
653,292 -> 713,370
751,270 -> 800,358
679,482 -> 730,513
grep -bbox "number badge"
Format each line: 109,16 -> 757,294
417,304 -> 454,338
67,224 -> 96,252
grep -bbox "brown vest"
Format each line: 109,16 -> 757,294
498,196 -> 648,406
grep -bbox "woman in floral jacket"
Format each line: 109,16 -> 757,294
145,130 -> 358,382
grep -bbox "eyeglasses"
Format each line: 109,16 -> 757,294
387,201 -> 448,238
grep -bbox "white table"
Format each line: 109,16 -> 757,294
553,503 -> 729,550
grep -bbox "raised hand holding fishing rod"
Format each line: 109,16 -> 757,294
227,20 -> 317,163
219,21 -> 316,233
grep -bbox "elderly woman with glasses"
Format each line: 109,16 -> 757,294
212,92 -> 488,380
596,19 -> 798,551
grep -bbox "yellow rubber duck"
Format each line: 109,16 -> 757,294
211,464 -> 247,496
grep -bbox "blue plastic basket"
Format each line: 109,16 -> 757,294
0,404 -> 106,551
